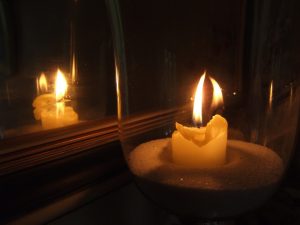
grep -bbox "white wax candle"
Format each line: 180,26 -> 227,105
32,94 -> 78,129
32,94 -> 56,120
32,69 -> 79,129
171,114 -> 227,168
41,106 -> 78,129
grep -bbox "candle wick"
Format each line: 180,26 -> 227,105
56,97 -> 64,103
193,120 -> 202,128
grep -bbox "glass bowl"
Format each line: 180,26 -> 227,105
108,0 -> 300,223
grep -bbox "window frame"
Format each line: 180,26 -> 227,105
0,108 -> 190,224
0,117 -> 129,224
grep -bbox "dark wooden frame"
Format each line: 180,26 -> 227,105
0,118 -> 118,176
0,117 -> 130,224
0,107 -> 190,224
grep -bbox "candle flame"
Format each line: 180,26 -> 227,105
210,77 -> 223,108
55,69 -> 68,101
193,72 -> 224,125
193,72 -> 206,124
38,73 -> 48,93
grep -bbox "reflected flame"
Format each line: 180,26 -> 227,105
210,77 -> 223,108
39,73 -> 48,93
36,77 -> 39,95
193,72 -> 206,124
115,63 -> 121,120
269,80 -> 273,109
55,69 -> 68,101
71,54 -> 76,84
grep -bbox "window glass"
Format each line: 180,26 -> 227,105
0,0 -> 115,141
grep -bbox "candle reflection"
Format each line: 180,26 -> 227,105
33,69 -> 79,129
36,73 -> 48,95
39,73 -> 48,93
210,77 -> 223,108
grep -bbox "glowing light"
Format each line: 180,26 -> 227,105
115,63 -> 122,120
193,72 -> 206,124
71,54 -> 76,84
37,73 -> 48,94
269,80 -> 273,109
55,69 -> 68,101
210,77 -> 224,108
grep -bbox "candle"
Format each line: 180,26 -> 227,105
128,71 -> 283,218
40,105 -> 78,129
171,72 -> 228,168
172,115 -> 227,168
32,69 -> 79,129
129,138 -> 283,218
33,93 -> 56,120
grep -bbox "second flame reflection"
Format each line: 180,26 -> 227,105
36,73 -> 48,95
210,77 -> 223,109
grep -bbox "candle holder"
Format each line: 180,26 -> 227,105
108,0 -> 300,224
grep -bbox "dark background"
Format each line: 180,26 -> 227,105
0,0 -> 299,224
0,0 -> 116,134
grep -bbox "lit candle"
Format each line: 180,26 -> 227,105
33,69 -> 79,129
128,72 -> 283,218
171,72 -> 228,168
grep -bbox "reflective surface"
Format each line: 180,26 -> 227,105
0,0 -> 115,140
49,182 -> 300,225
110,0 -> 300,220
